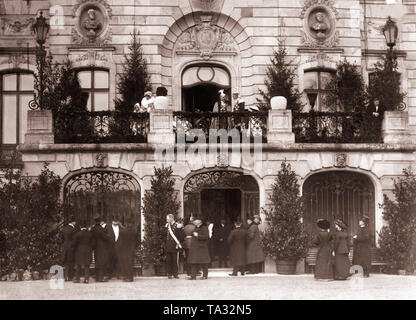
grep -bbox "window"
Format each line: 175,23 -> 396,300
0,71 -> 34,145
77,68 -> 109,111
303,69 -> 334,111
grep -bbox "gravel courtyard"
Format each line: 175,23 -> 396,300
1,272 -> 416,300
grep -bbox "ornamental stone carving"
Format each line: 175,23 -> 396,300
175,15 -> 237,59
300,0 -> 339,48
334,153 -> 347,168
72,0 -> 112,46
0,16 -> 35,36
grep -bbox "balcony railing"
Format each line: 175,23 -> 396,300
54,111 -> 149,144
173,111 -> 268,142
293,111 -> 383,143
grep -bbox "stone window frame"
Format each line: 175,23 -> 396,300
303,68 -> 335,111
76,67 -> 110,112
0,69 -> 34,146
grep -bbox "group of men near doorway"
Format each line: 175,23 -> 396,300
62,215 -> 138,283
166,214 -> 265,280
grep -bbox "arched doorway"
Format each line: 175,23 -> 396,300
181,64 -> 231,112
183,170 -> 259,224
64,170 -> 141,232
303,171 -> 375,244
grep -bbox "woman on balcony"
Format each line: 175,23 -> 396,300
212,89 -> 231,130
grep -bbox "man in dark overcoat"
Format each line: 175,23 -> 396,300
91,216 -> 111,282
246,215 -> 265,274
119,218 -> 138,282
212,218 -> 231,268
353,216 -> 371,277
62,215 -> 78,281
182,216 -> 196,275
164,214 -> 184,279
105,216 -> 123,279
228,219 -> 248,276
187,217 -> 210,280
73,222 -> 95,283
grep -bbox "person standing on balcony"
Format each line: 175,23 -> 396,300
136,90 -> 155,113
232,90 -> 246,133
91,216 -> 111,282
312,219 -> 333,281
246,215 -> 265,274
212,89 -> 231,129
228,219 -> 248,276
187,217 -> 211,280
352,216 -> 371,278
62,215 -> 78,282
154,87 -> 169,110
333,219 -> 351,280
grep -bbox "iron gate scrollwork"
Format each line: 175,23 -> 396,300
302,171 -> 375,244
64,170 -> 141,229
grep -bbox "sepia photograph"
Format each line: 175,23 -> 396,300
0,0 -> 416,311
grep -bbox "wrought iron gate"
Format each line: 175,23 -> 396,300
64,170 -> 141,229
303,171 -> 375,244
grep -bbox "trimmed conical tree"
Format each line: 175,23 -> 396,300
114,30 -> 151,113
139,166 -> 180,268
378,168 -> 416,273
323,58 -> 368,112
258,41 -> 304,112
262,161 -> 309,273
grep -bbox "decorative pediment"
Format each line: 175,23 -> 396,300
175,15 -> 237,60
300,0 -> 339,48
71,0 -> 112,47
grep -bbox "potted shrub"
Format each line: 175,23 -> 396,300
262,162 -> 309,274
379,167 -> 416,274
138,166 -> 180,276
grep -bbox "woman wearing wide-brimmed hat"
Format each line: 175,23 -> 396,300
312,219 -> 333,281
353,216 -> 371,277
333,219 -> 350,280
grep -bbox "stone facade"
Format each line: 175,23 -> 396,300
1,0 -> 416,273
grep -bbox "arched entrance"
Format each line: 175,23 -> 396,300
64,170 -> 141,232
181,64 -> 231,112
303,171 -> 375,244
183,170 -> 260,224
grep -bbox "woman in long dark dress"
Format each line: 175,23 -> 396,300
333,219 -> 350,280
312,219 -> 333,281
353,216 -> 371,277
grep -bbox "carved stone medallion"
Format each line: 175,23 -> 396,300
95,153 -> 107,168
300,0 -> 339,48
72,0 -> 112,46
334,153 -> 347,168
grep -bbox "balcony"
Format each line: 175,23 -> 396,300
54,111 -> 149,144
293,111 -> 383,143
22,97 -> 411,147
173,111 -> 268,143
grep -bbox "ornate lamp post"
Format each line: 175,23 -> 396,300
382,16 -> 398,73
29,11 -> 49,110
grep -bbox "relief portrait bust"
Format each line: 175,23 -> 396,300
82,8 -> 102,42
310,11 -> 328,38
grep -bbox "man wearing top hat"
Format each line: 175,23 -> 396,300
91,216 -> 111,282
187,216 -> 211,280
62,215 -> 78,281
353,216 -> 371,277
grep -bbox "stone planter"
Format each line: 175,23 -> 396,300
141,264 -> 156,277
155,263 -> 167,276
276,259 -> 297,275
